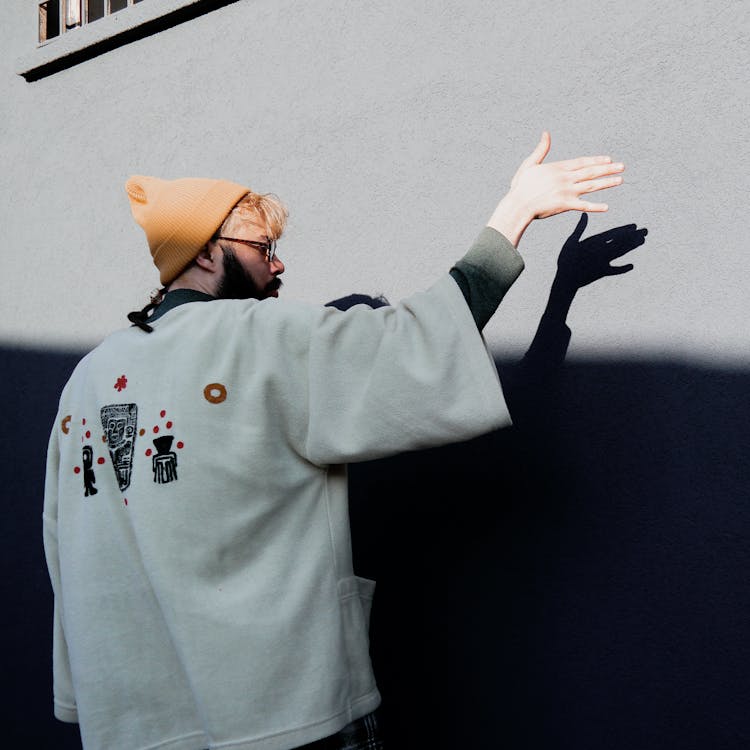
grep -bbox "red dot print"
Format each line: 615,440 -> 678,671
85,431 -> 91,439
74,466 -> 81,474
145,449 -> 152,457
160,410 -> 166,418
124,498 -> 128,506
82,418 -> 86,425
166,421 -> 173,429
153,426 -> 159,434
176,441 -> 184,449
97,457 -> 105,465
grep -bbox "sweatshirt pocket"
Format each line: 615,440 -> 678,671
337,575 -> 377,700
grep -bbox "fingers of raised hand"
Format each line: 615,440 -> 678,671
571,199 -> 609,213
557,154 -> 614,171
576,174 -> 624,195
573,162 -> 625,182
519,131 -> 552,170
533,131 -> 551,164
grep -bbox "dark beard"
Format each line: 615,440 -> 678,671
215,245 -> 282,300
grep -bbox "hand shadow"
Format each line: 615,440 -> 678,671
554,212 -> 647,295
500,213 -> 648,429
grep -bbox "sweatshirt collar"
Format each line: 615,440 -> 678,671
148,289 -> 216,324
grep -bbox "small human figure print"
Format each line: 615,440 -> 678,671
82,445 -> 98,496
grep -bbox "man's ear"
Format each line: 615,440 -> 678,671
194,244 -> 218,272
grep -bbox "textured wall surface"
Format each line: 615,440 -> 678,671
2,0 -> 749,363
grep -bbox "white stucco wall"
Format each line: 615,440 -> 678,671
2,0 -> 749,365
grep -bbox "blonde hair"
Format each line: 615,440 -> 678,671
219,191 -> 288,241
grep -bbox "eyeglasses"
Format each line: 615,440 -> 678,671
214,236 -> 277,263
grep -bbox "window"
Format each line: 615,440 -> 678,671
20,0 -> 240,82
38,0 -> 145,42
87,0 -> 105,23
38,1 -> 60,42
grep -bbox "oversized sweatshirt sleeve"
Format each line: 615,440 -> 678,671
302,273 -> 513,465
42,419 -> 79,724
450,226 -> 525,329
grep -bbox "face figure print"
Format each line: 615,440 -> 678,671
100,404 -> 138,491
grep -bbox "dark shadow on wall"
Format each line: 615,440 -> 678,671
1,346 -> 87,748
7,349 -> 748,750
349,356 -> 750,750
3,217 -> 748,747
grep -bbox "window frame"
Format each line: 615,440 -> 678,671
18,0 -> 240,82
38,0 -> 144,44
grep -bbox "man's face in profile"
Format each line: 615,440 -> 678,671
216,245 -> 283,300
213,219 -> 285,301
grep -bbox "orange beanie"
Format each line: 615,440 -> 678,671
125,175 -> 250,285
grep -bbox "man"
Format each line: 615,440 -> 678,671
43,132 -> 624,750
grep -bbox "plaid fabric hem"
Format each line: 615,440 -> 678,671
299,711 -> 384,750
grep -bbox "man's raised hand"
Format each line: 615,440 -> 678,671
487,131 -> 625,247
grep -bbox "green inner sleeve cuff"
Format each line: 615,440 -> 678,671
450,226 -> 525,329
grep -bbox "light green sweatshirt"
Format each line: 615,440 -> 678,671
43,229 -> 522,750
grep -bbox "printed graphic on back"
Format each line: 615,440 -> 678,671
100,404 -> 138,491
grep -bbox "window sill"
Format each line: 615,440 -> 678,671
17,0 -> 240,82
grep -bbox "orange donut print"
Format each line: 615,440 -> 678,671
203,383 -> 228,404
61,415 -> 71,435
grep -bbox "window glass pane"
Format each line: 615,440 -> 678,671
87,0 -> 104,22
109,0 -> 127,12
39,1 -> 60,41
65,0 -> 82,27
